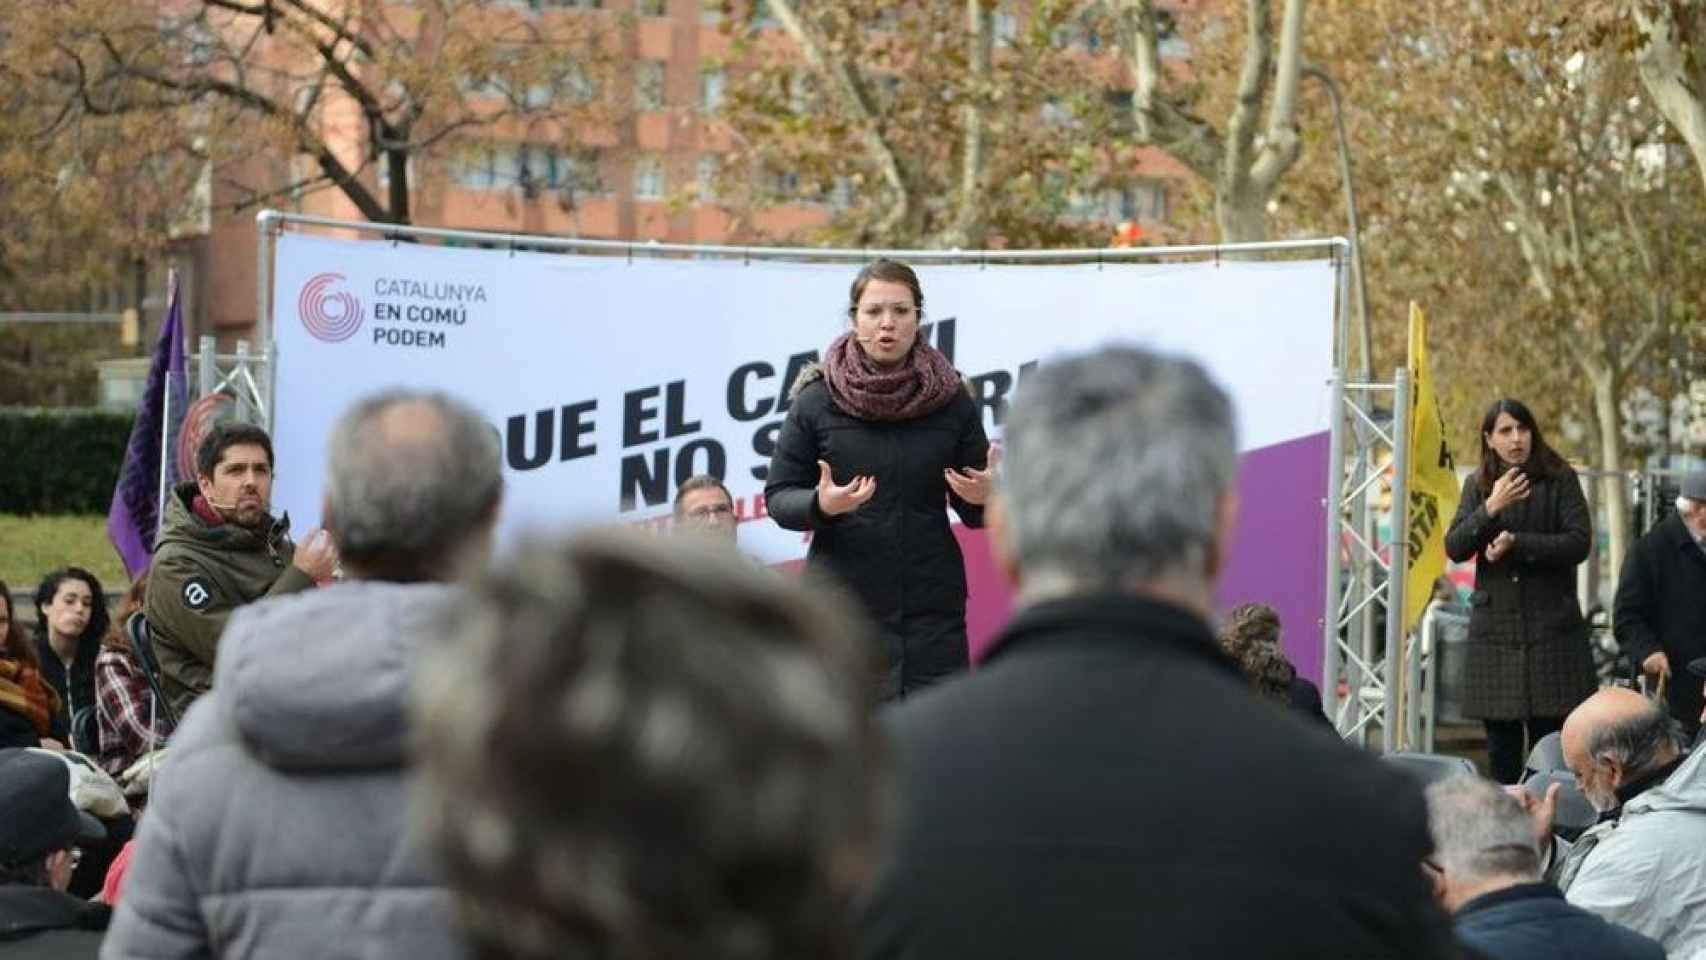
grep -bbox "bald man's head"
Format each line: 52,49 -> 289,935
1561,687 -> 1681,813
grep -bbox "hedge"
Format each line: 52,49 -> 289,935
0,408 -> 135,514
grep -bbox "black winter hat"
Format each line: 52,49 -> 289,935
0,749 -> 105,867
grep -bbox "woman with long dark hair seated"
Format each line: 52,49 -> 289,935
33,567 -> 110,755
1444,398 -> 1595,783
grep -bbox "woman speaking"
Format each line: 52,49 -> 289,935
1444,398 -> 1595,783
766,260 -> 993,700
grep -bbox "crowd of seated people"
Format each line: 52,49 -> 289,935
8,347 -> 1706,960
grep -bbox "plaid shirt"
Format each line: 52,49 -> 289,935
95,645 -> 173,778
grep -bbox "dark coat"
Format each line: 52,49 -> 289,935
0,886 -> 109,959
1453,883 -> 1664,960
33,634 -> 99,751
860,593 -> 1461,960
1614,512 -> 1706,729
1287,674 -> 1333,727
766,378 -> 988,699
1444,469 -> 1595,720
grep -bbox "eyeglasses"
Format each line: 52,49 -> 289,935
687,504 -> 734,520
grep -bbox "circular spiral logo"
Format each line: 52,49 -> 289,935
298,273 -> 364,342
176,392 -> 236,482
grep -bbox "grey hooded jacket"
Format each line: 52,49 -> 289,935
1550,743 -> 1706,958
101,582 -> 467,960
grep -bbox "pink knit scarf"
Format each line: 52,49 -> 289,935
820,333 -> 962,422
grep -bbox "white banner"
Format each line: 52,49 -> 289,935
271,233 -> 1334,566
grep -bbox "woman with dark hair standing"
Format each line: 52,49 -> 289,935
0,580 -> 63,749
766,259 -> 993,700
34,566 -> 110,754
1445,398 -> 1595,783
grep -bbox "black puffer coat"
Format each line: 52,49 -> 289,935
1444,469 -> 1596,720
766,377 -> 988,700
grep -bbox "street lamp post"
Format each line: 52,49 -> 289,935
1304,64 -> 1372,382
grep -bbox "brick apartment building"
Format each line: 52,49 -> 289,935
166,0 -> 1191,347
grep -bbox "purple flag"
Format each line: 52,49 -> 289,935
106,271 -> 188,578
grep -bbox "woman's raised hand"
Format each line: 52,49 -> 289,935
1486,467 -> 1531,516
944,443 -> 1001,506
817,460 -> 877,516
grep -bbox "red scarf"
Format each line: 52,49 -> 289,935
192,494 -> 226,527
821,333 -> 962,422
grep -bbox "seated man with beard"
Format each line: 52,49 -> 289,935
1522,687 -> 1706,956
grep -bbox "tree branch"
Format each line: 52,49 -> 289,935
90,35 -> 392,221
1223,0 -> 1273,194
1631,1 -> 1706,195
767,0 -> 914,237
1118,0 -> 1222,182
942,0 -> 993,248
1250,0 -> 1306,192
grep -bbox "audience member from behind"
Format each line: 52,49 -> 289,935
1518,687 -> 1706,955
414,530 -> 884,960
1218,602 -> 1331,727
0,748 -> 110,957
1614,471 -> 1706,739
1425,776 -> 1663,960
33,568 -> 109,753
673,474 -> 738,543
104,390 -> 502,960
93,575 -> 172,782
0,582 -> 64,750
145,422 -> 338,718
860,346 -> 1458,960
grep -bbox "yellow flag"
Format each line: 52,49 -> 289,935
1403,303 -> 1456,630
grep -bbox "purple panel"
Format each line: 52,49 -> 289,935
957,430 -> 1331,682
1214,431 -> 1330,684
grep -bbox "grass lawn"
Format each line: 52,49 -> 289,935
1,514 -> 132,595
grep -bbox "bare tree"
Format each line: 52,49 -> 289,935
1115,0 -> 1308,243
3,0 -> 619,225
719,0 -> 1148,248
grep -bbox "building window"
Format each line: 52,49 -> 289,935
1134,180 -> 1168,220
634,154 -> 666,199
751,0 -> 779,27
636,60 -> 666,110
637,0 -> 668,15
450,146 -> 500,189
699,0 -> 723,23
696,154 -> 720,199
562,148 -> 606,195
699,66 -> 725,112
531,0 -> 603,9
761,167 -> 800,201
449,144 -> 604,194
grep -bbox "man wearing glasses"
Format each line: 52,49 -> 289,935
673,474 -> 739,544
0,748 -> 110,955
1425,775 -> 1663,959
